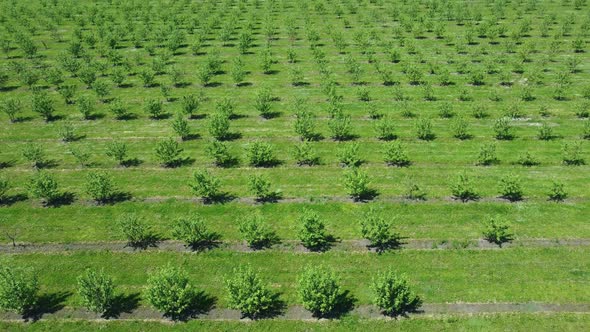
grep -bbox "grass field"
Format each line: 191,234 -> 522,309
0,0 -> 589,330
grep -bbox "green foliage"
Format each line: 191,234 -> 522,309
404,176 -> 427,200
108,98 -> 130,119
298,209 -> 331,251
238,214 -> 278,249
180,94 -> 201,117
562,141 -> 585,165
337,142 -> 362,167
517,152 -> 539,167
86,171 -> 116,204
189,169 -> 222,202
77,268 -> 115,316
360,209 -> 402,252
105,140 -> 128,166
293,140 -> 320,166
374,116 -> 396,140
0,98 -> 22,122
206,139 -> 237,167
22,142 -> 45,168
476,142 -> 498,166
494,117 -> 514,140
144,99 -> 164,119
76,95 -> 95,120
145,265 -> 196,320
343,167 -> 374,201
415,118 -> 435,140
57,84 -> 76,104
254,87 -> 273,118
225,265 -> 276,319
248,141 -> 278,167
451,172 -> 480,202
0,176 -> 9,202
537,122 -> 555,140
208,111 -> 231,140
548,181 -> 568,202
139,68 -> 156,87
383,141 -> 410,167
69,145 -> 90,167
117,214 -> 155,248
172,215 -> 221,250
452,117 -> 471,139
298,266 -> 341,318
498,174 -> 524,201
28,171 -> 60,205
171,113 -> 190,140
328,112 -> 353,141
248,174 -> 280,202
482,217 -> 513,247
294,109 -> 318,141
154,137 -> 184,167
58,122 -> 77,142
31,89 -> 55,121
0,266 -> 38,315
371,270 -> 422,316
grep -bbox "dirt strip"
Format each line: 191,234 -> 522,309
1,238 -> 589,254
1,304 -> 589,322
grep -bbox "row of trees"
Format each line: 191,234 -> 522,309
0,167 -> 571,206
0,264 -> 421,320
117,210 -> 514,253
12,137 -> 588,172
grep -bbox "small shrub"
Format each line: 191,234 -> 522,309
86,171 -> 116,204
482,217 -> 513,247
337,142 -> 362,167
582,120 -> 590,139
181,94 -> 201,118
384,142 -> 410,167
328,112 -> 353,141
22,143 -> 45,168
172,215 -> 221,250
472,104 -> 489,119
451,173 -> 480,202
343,167 -> 375,201
298,209 -> 331,251
562,141 -> 585,165
208,111 -> 231,140
109,99 -> 131,120
374,116 -> 396,140
105,140 -> 128,166
248,141 -> 278,167
171,113 -> 190,140
28,171 -> 60,205
58,122 -> 77,142
32,89 -> 55,121
225,265 -> 277,319
360,209 -> 402,252
189,169 -> 222,202
145,265 -> 196,320
0,266 -> 39,315
155,137 -> 184,167
0,177 -> 9,202
476,143 -> 498,166
415,118 -> 435,140
248,174 -> 281,202
494,117 -> 514,140
293,141 -> 320,166
438,102 -> 454,118
371,270 -> 422,316
239,214 -> 278,249
69,146 -> 90,167
139,69 -> 156,87
452,117 -> 471,139
77,95 -> 95,120
144,99 -> 165,119
254,87 -> 273,118
548,181 -> 567,202
294,109 -> 318,141
118,214 -> 155,248
77,268 -> 115,316
517,152 -> 539,166
1,98 -> 23,123
537,122 -> 555,140
206,140 -> 238,167
298,266 -> 342,318
498,174 -> 524,201
403,176 -> 427,200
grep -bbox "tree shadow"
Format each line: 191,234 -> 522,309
189,113 -> 207,120
104,292 -> 141,319
250,159 -> 283,168
219,132 -> 242,141
255,191 -> 283,204
115,113 -> 138,121
332,134 -> 360,142
260,111 -> 282,119
125,234 -> 161,250
352,189 -> 379,202
186,236 -> 222,252
97,191 -> 132,205
368,236 -> 406,254
248,293 -> 286,320
46,191 -> 75,207
121,158 -> 143,167
248,233 -> 280,251
0,193 -> 28,206
37,159 -> 60,169
149,113 -> 171,120
13,116 -> 35,123
181,133 -> 201,141
317,290 -> 356,319
203,192 -> 236,205
215,157 -> 240,168
24,291 -> 71,322
0,160 -> 15,169
305,235 -> 337,253
85,112 -> 106,120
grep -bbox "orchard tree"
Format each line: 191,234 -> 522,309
254,87 -> 274,118
225,265 -> 277,319
239,214 -> 279,249
415,118 -> 435,140
77,95 -> 96,120
105,140 -> 129,166
208,111 -> 231,140
145,265 -> 197,320
189,169 -> 222,203
171,113 -> 191,140
360,209 -> 402,253
294,109 -> 319,141
0,177 -> 9,203
476,143 -> 498,166
0,266 -> 39,316
118,214 -> 155,248
180,94 -> 201,118
28,171 -> 60,206
482,217 -> 513,247
562,141 -> 585,165
77,268 -> 116,316
371,270 -> 422,317
86,171 -> 116,204
22,143 -> 46,168
154,137 -> 184,167
31,89 -> 56,122
1,98 -> 23,123
248,174 -> 281,202
498,174 -> 524,201
206,139 -> 238,167
298,266 -> 343,318
144,99 -> 165,119
298,209 -> 331,251
248,141 -> 278,167
172,215 -> 221,251
451,172 -> 480,202
384,142 -> 410,167
548,181 -> 567,202
293,140 -> 320,166
109,98 -> 131,120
